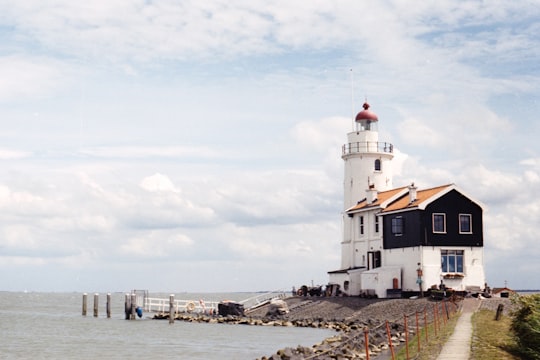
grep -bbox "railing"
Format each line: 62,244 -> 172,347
144,297 -> 220,314
142,290 -> 288,315
342,141 -> 393,156
240,290 -> 288,312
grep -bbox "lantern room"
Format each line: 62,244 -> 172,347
355,102 -> 378,132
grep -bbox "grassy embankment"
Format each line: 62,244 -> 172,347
394,310 -> 458,360
394,301 -> 524,360
470,309 -> 521,359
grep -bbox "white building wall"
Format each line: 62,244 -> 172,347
384,247 -> 421,291
361,266 -> 401,298
421,247 -> 485,291
383,246 -> 485,293
342,209 -> 384,270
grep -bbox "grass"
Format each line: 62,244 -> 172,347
395,312 -> 459,360
471,309 -> 522,360
395,306 -> 523,360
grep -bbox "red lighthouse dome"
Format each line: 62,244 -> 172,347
355,102 -> 378,122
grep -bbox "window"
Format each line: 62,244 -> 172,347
459,214 -> 472,234
374,159 -> 381,171
433,213 -> 446,233
441,250 -> 464,273
359,216 -> 364,235
374,215 -> 379,233
391,217 -> 404,235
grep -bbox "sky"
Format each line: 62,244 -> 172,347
0,1 -> 539,293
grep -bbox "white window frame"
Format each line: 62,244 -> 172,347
432,213 -> 446,234
459,213 -> 472,234
391,216 -> 403,236
441,249 -> 464,273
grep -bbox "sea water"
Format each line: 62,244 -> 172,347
0,292 -> 334,359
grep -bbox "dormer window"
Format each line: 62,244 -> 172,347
374,159 -> 381,171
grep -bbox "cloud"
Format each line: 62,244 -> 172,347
0,149 -> 32,159
140,173 -> 181,193
1,0 -> 535,67
0,56 -> 68,102
120,232 -> 194,258
81,146 -> 222,160
0,0 -> 539,292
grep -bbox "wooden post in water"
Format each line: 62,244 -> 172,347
169,294 -> 175,324
106,293 -> 111,318
93,293 -> 99,317
124,293 -> 130,320
82,293 -> 88,316
130,293 -> 137,320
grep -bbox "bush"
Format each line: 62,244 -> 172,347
511,294 -> 540,359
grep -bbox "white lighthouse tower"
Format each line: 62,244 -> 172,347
342,102 -> 394,210
337,102 -> 394,277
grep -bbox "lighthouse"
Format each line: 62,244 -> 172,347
338,102 -> 394,275
342,102 -> 394,210
329,101 -> 486,298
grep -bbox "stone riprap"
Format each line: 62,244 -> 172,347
476,297 -> 516,315
154,296 -> 445,359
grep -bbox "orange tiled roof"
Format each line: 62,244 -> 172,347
382,184 -> 453,213
347,186 -> 407,212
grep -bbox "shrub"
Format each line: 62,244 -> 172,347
511,294 -> 540,359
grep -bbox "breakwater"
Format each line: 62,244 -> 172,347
153,296 -> 459,359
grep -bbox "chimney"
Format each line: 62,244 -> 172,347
366,183 -> 378,203
408,182 -> 417,203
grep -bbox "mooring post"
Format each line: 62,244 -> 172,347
82,293 -> 88,316
124,293 -> 130,320
106,293 -> 111,318
169,294 -> 175,324
130,293 -> 137,320
93,293 -> 99,317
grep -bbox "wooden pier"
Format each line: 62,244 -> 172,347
82,289 -> 288,320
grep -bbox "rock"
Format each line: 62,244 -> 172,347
266,299 -> 290,317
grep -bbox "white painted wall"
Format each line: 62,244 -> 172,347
384,246 -> 485,293
341,209 -> 385,269
384,247 -> 422,291
422,247 -> 485,291
361,266 -> 402,298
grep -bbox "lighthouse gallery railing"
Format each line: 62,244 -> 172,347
342,141 -> 393,156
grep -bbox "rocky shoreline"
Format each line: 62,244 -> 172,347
254,297 -> 434,360
153,296 -> 515,359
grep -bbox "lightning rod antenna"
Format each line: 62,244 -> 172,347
350,69 -> 355,131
